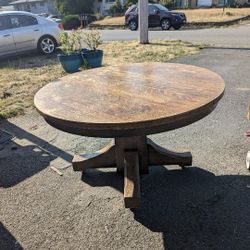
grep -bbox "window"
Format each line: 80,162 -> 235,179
130,6 -> 137,12
10,15 -> 38,28
155,4 -> 169,11
0,16 -> 12,31
10,16 -> 20,28
148,5 -> 158,15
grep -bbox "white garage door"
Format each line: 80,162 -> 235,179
197,0 -> 212,7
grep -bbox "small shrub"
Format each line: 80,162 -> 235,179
110,0 -> 124,14
159,0 -> 175,9
225,11 -> 233,16
60,30 -> 83,54
95,12 -> 104,21
124,0 -> 137,9
82,31 -> 102,51
62,15 -> 81,30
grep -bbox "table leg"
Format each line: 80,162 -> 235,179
72,136 -> 192,208
147,138 -> 192,168
115,136 -> 149,175
72,140 -> 116,171
124,150 -> 141,208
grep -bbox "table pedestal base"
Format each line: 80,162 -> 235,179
72,136 -> 192,208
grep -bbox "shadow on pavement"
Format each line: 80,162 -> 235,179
0,143 -> 55,188
0,121 -> 72,188
0,222 -> 23,250
82,166 -> 250,250
82,169 -> 124,192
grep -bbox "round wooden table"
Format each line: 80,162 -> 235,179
34,63 -> 225,208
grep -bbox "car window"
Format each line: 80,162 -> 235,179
130,6 -> 137,12
125,5 -> 137,15
155,4 -> 169,11
0,16 -> 12,30
149,5 -> 158,15
10,15 -> 38,28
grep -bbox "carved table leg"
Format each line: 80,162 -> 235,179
147,138 -> 192,168
72,136 -> 192,208
72,140 -> 116,171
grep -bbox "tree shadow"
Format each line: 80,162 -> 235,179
0,120 -> 73,188
0,222 -> 23,250
82,166 -> 250,250
0,143 -> 55,188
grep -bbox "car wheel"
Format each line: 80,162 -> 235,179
38,36 -> 57,54
129,20 -> 138,31
161,19 -> 171,30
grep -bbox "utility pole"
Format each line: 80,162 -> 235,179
139,0 -> 149,44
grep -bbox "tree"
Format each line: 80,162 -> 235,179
158,0 -> 174,9
125,0 -> 138,9
110,0 -> 123,14
55,0 -> 93,15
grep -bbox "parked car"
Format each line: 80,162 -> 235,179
0,11 -> 63,57
47,15 -> 62,23
125,4 -> 186,31
38,13 -> 49,18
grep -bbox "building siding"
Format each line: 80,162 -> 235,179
93,0 -> 126,15
11,0 -> 58,15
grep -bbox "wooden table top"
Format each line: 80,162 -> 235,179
34,63 -> 225,137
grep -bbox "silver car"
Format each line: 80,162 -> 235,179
0,11 -> 63,57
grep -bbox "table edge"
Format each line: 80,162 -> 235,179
35,88 -> 224,138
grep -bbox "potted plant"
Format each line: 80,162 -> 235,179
58,30 -> 83,73
81,30 -> 103,68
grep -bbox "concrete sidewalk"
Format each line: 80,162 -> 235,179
1,48 -> 250,250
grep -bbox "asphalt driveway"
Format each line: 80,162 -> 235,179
0,48 -> 250,250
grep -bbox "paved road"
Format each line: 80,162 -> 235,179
100,24 -> 250,47
1,48 -> 250,250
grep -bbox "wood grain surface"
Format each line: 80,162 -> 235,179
34,63 -> 225,137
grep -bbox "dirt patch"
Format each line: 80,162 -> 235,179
93,8 -> 250,26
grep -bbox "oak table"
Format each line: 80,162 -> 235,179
34,63 -> 225,208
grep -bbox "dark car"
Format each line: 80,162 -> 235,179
125,4 -> 186,31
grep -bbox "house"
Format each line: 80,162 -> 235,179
0,5 -> 14,11
9,0 -> 58,15
196,0 -> 250,7
175,0 -> 250,7
93,0 -> 127,15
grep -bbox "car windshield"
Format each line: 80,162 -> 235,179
154,4 -> 169,11
126,5 -> 137,14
